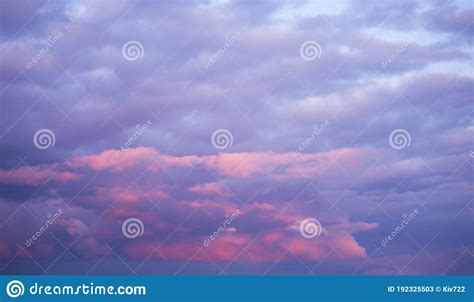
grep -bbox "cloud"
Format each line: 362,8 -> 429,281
0,0 -> 472,275
0,164 -> 81,186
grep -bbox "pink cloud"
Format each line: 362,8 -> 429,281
0,243 -> 11,259
0,147 -> 379,265
68,147 -> 159,171
246,202 -> 276,211
122,209 -> 372,263
0,164 -> 81,186
262,230 -> 286,243
179,199 -> 239,215
188,182 -> 230,196
201,152 -> 293,177
106,207 -> 143,218
57,218 -> 88,236
0,147 -> 382,187
93,187 -> 167,203
284,235 -> 367,261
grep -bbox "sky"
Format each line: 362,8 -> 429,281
0,0 -> 473,275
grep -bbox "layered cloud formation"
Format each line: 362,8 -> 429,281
0,0 -> 473,274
